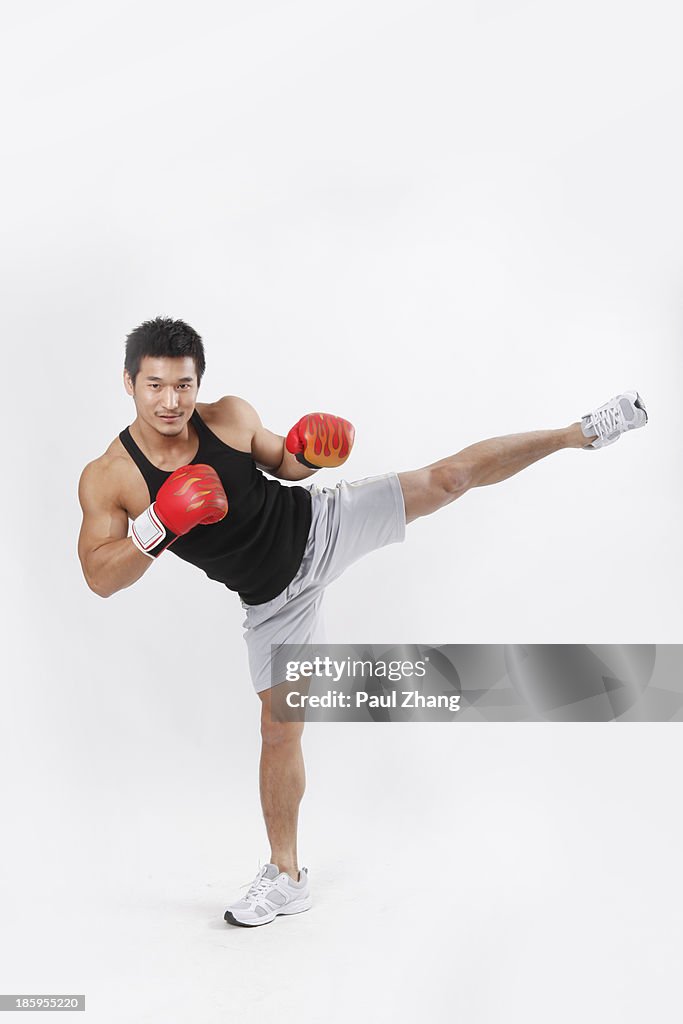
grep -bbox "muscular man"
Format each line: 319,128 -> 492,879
77,316 -> 648,928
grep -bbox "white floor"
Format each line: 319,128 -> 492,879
2,725 -> 681,1024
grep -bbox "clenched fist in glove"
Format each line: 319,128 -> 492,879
131,463 -> 228,558
286,412 -> 355,469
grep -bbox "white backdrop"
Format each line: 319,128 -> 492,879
2,2 -> 682,1022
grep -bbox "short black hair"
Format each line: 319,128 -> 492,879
124,316 -> 206,384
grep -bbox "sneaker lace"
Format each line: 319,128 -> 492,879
592,402 -> 621,439
241,867 -> 276,901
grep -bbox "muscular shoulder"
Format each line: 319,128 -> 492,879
201,395 -> 261,427
196,395 -> 262,450
78,439 -> 136,511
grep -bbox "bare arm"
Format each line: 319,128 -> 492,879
253,423 -> 318,481
219,396 -> 318,481
77,462 -> 153,598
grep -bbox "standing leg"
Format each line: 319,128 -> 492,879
398,422 -> 593,524
257,687 -> 305,881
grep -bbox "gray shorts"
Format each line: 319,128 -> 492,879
240,472 -> 406,693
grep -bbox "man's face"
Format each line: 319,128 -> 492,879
124,356 -> 199,437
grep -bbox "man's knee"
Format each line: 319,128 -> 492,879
260,708 -> 305,747
399,462 -> 471,524
431,462 -> 471,500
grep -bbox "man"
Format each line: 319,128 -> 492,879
77,316 -> 648,928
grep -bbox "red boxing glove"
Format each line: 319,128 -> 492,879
286,412 -> 355,469
131,464 -> 228,558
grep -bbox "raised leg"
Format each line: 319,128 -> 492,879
398,421 -> 594,525
257,687 -> 305,881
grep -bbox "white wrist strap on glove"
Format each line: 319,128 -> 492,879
131,504 -> 168,558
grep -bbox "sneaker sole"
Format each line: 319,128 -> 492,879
633,392 -> 648,422
224,896 -> 312,928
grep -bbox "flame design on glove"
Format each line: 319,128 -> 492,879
288,413 -> 355,469
173,473 -> 204,495
169,467 -> 228,522
306,414 -> 351,461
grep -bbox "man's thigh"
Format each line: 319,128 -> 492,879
244,473 -> 405,697
314,472 -> 406,584
246,586 -> 327,694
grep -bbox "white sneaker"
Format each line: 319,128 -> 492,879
581,391 -> 648,449
223,864 -> 312,927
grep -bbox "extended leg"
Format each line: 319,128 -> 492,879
398,421 -> 593,524
257,688 -> 305,881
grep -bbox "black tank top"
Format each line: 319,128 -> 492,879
118,409 -> 312,605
